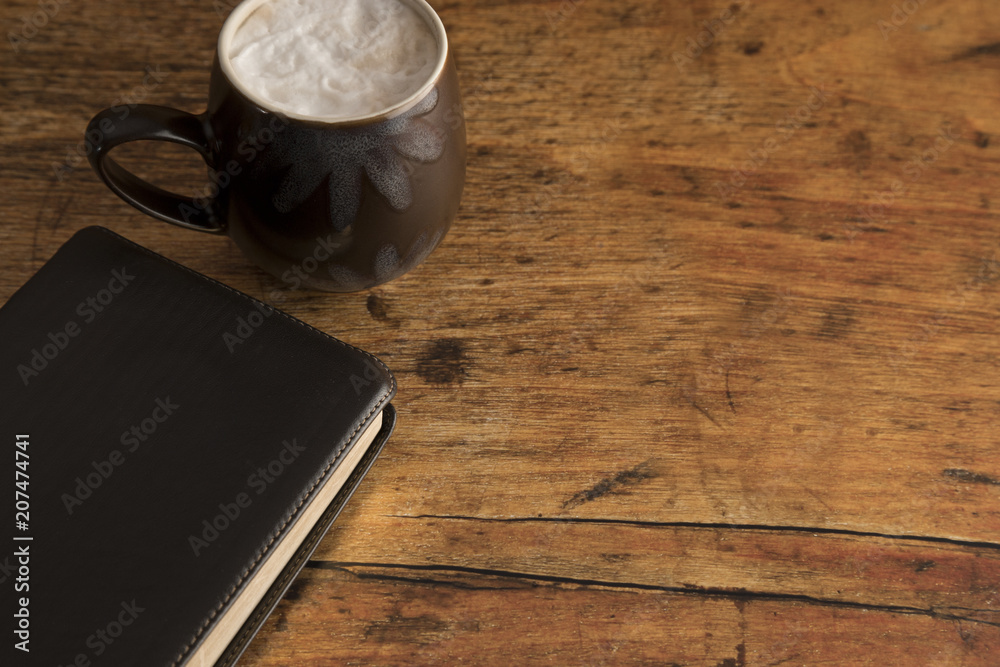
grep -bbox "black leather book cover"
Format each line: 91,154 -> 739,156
0,227 -> 396,665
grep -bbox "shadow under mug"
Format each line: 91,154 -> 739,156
86,0 -> 465,292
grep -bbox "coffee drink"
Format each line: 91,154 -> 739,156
86,0 -> 465,291
228,0 -> 440,119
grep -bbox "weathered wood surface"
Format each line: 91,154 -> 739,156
2,0 -> 999,663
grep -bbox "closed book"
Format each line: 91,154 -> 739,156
0,227 -> 396,666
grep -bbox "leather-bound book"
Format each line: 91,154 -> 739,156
0,227 -> 395,666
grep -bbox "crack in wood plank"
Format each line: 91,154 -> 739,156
308,560 -> 1000,628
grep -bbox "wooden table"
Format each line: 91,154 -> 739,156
2,0 -> 999,663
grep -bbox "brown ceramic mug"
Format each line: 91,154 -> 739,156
86,0 -> 465,292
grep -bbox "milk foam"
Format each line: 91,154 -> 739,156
228,0 -> 439,119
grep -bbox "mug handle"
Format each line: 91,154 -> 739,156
86,105 -> 226,234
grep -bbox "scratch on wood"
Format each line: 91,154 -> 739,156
562,460 -> 656,509
389,514 -> 1000,551
798,485 -> 834,512
306,561 -> 523,592
50,195 -> 74,232
725,369 -> 736,414
690,399 -> 722,428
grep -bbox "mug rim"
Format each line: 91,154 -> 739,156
218,0 -> 449,124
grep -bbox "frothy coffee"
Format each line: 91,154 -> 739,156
228,0 -> 439,119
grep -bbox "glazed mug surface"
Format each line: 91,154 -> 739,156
86,0 -> 465,291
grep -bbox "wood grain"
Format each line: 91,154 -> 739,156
2,0 -> 999,663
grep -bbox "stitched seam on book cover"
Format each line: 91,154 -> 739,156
170,392 -> 391,666
218,435 -> 381,666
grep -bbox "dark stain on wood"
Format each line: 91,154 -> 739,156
818,305 -> 855,339
742,41 -> 764,55
618,4 -> 640,25
943,469 -> 1000,486
843,130 -> 872,169
363,612 -> 451,644
563,460 -> 656,509
715,642 -> 746,667
951,41 -> 1000,61
600,553 -> 630,563
416,339 -> 469,384
366,294 -> 389,321
282,578 -> 305,602
845,130 -> 872,153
